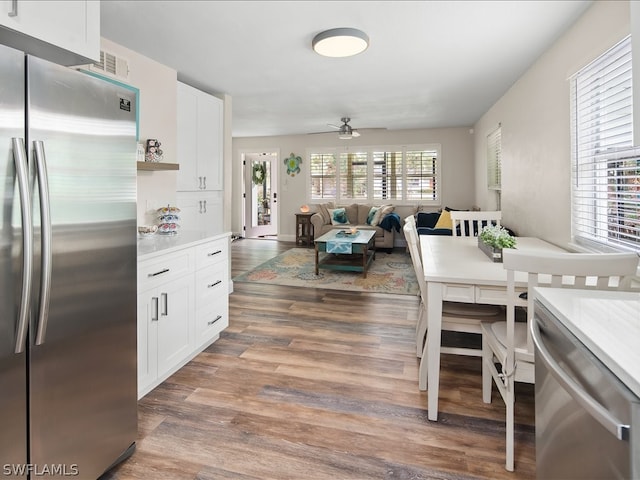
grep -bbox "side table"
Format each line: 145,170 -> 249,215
295,212 -> 314,247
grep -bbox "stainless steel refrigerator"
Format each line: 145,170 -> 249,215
1,43 -> 138,479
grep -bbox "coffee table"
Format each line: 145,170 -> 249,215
314,229 -> 376,278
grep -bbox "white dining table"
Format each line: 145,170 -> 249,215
418,235 -> 564,421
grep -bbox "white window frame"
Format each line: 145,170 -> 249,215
307,144 -> 441,205
570,36 -> 640,253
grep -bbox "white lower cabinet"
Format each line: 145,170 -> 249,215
137,234 -> 230,398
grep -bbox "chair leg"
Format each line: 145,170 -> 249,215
505,385 -> 515,471
416,304 -> 427,358
418,330 -> 429,391
482,333 -> 492,404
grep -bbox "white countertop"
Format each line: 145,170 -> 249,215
137,229 -> 231,260
534,287 -> 640,398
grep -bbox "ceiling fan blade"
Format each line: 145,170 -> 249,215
327,123 -> 341,130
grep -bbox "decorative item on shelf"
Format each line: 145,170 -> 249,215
252,162 -> 266,185
136,143 -> 146,162
145,139 -> 163,162
300,205 -> 310,213
138,225 -> 157,238
477,225 -> 516,263
284,152 -> 302,177
156,204 -> 181,235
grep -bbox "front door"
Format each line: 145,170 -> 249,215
243,151 -> 278,238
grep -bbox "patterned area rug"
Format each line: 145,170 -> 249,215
233,248 -> 418,295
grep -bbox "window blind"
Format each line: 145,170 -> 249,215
405,149 -> 438,201
487,125 -> 502,190
309,152 -> 336,200
571,36 -> 640,252
373,150 -> 402,200
338,151 -> 368,199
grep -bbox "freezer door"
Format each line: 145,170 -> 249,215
26,56 -> 138,479
0,43 -> 28,478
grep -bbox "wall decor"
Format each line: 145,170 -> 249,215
252,162 -> 266,185
284,152 -> 302,177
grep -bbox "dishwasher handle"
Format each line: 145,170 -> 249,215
532,318 -> 630,441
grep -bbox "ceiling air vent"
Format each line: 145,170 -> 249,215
90,50 -> 129,80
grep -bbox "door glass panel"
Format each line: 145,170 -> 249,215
251,160 -> 271,227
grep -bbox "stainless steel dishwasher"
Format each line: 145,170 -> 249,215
532,299 -> 639,480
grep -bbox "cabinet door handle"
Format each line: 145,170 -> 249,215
148,268 -> 170,277
161,293 -> 168,316
207,250 -> 222,257
8,0 -> 18,17
207,280 -> 222,288
202,200 -> 207,213
198,176 -> 203,189
207,315 -> 222,326
203,176 -> 207,189
151,297 -> 159,322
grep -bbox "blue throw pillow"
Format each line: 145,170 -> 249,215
366,206 -> 379,225
328,207 -> 349,225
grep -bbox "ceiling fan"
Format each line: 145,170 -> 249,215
328,117 -> 361,139
309,117 -> 361,139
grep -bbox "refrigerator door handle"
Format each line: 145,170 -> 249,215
12,138 -> 33,354
33,141 -> 52,346
531,318 -> 630,441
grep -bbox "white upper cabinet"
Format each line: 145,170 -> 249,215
0,0 -> 100,65
177,81 -> 223,192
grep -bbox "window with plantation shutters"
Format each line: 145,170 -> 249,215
570,35 -> 640,253
307,144 -> 440,203
338,151 -> 368,199
309,152 -> 336,200
405,149 -> 438,201
373,150 -> 402,200
487,125 -> 502,190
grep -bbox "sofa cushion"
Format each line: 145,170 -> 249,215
357,204 -> 371,225
316,202 -> 335,224
343,203 -> 359,224
328,207 -> 350,225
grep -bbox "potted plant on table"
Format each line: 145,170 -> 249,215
478,225 -> 516,262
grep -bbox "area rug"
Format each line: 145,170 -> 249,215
233,248 -> 418,295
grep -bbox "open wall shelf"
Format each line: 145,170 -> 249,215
137,162 -> 179,171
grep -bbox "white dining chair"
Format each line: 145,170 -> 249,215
450,210 -> 502,237
403,223 -> 503,366
482,249 -> 639,472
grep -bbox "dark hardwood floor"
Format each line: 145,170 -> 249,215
105,238 -> 535,480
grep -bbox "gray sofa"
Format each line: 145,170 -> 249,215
310,203 -> 396,250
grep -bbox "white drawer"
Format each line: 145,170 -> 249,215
475,285 -> 527,306
194,296 -> 229,348
138,250 -> 194,291
194,238 -> 228,270
195,262 -> 228,305
442,284 -> 475,303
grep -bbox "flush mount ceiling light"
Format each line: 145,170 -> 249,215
312,28 -> 369,58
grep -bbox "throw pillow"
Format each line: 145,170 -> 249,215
434,209 -> 453,230
371,204 -> 394,226
366,206 -> 379,225
416,212 -> 440,228
328,207 -> 350,225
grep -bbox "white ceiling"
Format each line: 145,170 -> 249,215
100,1 -> 592,138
